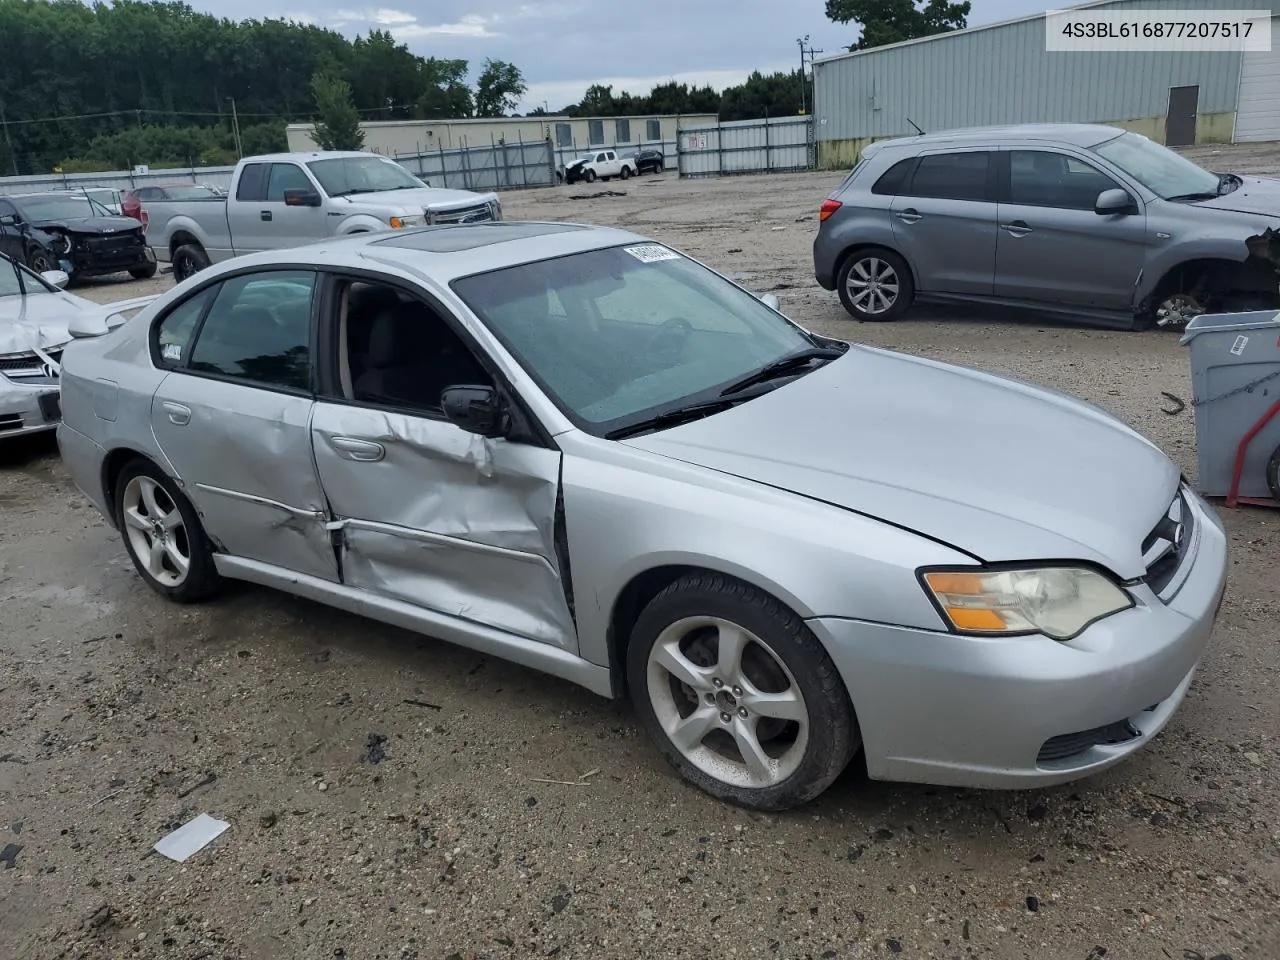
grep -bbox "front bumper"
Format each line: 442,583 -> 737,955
808,491 -> 1229,790
70,241 -> 154,277
0,378 -> 62,440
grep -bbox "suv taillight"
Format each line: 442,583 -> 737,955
819,199 -> 842,221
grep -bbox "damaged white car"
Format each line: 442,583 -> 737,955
1,252 -> 153,439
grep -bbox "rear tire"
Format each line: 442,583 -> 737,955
621,166 -> 631,180
837,249 -> 913,322
114,459 -> 222,604
171,244 -> 210,283
626,572 -> 860,811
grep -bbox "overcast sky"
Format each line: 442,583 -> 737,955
208,0 -> 1052,111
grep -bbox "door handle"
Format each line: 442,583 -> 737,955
1002,220 -> 1032,237
161,401 -> 191,426
260,210 -> 273,222
895,208 -> 922,224
329,436 -> 385,462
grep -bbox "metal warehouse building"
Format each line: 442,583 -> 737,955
812,0 -> 1280,169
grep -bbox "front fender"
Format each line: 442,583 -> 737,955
335,214 -> 392,235
1135,230 -> 1270,304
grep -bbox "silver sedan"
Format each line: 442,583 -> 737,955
55,223 -> 1228,810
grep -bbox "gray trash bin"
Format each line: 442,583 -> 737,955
1181,309 -> 1280,500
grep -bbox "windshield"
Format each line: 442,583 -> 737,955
306,156 -> 422,196
0,256 -> 53,298
15,194 -> 113,220
452,244 -> 818,435
1092,132 -> 1221,199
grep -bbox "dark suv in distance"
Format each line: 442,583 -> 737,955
634,148 -> 665,174
813,123 -> 1280,331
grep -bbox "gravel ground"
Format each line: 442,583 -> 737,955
2,144 -> 1279,960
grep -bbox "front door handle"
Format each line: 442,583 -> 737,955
162,401 -> 191,426
329,436 -> 385,462
895,208 -> 922,224
1002,220 -> 1032,238
260,210 -> 273,222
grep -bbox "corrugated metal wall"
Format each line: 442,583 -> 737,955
677,117 -> 812,178
813,0 -> 1280,143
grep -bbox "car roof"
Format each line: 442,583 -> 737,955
240,151 -> 394,163
206,221 -> 652,284
863,123 -> 1128,157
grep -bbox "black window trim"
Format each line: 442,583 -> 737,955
901,148 -> 998,203
147,264 -> 321,398
996,146 -> 1136,211
312,268 -> 556,451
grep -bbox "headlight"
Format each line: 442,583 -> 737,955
388,215 -> 423,229
489,199 -> 502,221
920,566 -> 1133,640
55,233 -> 74,254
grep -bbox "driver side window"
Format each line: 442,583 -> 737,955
337,279 -> 492,415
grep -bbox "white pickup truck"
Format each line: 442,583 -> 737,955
561,150 -> 639,185
144,151 -> 503,281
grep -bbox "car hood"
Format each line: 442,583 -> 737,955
623,347 -> 1179,579
30,215 -> 143,233
1191,176 -> 1280,216
566,158 -> 588,168
341,187 -> 499,212
0,291 -> 97,354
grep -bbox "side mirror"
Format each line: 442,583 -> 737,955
441,385 -> 508,438
760,293 -> 781,311
283,189 -> 322,207
67,313 -> 111,339
0,214 -> 16,227
1095,188 -> 1136,216
40,269 -> 70,289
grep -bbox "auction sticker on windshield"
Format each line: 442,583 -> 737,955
624,245 -> 681,264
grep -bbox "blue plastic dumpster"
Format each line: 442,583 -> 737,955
1181,309 -> 1280,502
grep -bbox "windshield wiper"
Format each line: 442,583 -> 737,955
329,188 -> 378,198
605,394 -> 760,440
719,346 -> 847,397
1165,191 -> 1220,202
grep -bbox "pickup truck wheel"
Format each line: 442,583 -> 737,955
584,169 -> 597,184
129,262 -> 158,280
620,166 -> 631,180
172,244 -> 210,282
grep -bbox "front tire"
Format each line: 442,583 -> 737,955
627,573 -> 859,811
837,249 -> 913,322
171,243 -> 210,283
584,169 -> 597,184
26,248 -> 57,274
129,261 -> 158,280
115,460 -> 221,603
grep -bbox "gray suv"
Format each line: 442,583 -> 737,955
813,123 -> 1280,330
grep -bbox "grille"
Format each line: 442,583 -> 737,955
428,204 -> 494,225
0,413 -> 22,432
1142,489 -> 1193,595
0,349 -> 61,380
1038,718 -> 1141,763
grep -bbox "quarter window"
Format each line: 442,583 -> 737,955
1008,150 -> 1123,210
871,158 -> 915,196
907,152 -> 992,202
186,271 -> 316,391
154,287 -> 216,366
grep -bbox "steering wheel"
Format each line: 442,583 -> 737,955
645,317 -> 693,365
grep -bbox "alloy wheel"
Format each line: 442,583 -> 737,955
845,257 -> 900,316
646,616 -> 810,789
121,475 -> 191,588
1155,293 -> 1204,330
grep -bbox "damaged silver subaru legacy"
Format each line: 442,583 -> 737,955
56,223 -> 1228,810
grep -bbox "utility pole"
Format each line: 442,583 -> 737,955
226,97 -> 243,158
0,99 -> 17,176
796,36 -> 824,116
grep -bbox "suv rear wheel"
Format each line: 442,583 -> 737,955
837,250 -> 913,322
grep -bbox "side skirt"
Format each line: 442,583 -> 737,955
213,554 -> 616,699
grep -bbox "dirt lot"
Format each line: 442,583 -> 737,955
2,144 -> 1279,960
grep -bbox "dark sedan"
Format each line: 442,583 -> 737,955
0,193 -> 156,282
634,148 -> 665,174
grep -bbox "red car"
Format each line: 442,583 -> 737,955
121,183 -> 222,229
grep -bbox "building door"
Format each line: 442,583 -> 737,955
1234,18 -> 1280,142
1165,85 -> 1199,146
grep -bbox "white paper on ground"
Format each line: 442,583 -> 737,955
154,813 -> 229,862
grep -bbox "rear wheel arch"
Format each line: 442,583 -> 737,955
102,449 -> 155,525
835,242 -> 918,291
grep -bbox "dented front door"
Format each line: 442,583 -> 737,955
309,402 -> 577,650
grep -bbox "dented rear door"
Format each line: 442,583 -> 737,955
310,402 -> 577,651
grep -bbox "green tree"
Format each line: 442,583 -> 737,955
826,0 -> 970,50
718,71 -> 808,121
309,71 -> 365,151
418,58 -> 473,118
474,59 -> 527,118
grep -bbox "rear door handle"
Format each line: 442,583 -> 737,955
895,208 -> 922,224
1002,220 -> 1032,238
260,210 -> 273,222
329,436 -> 385,462
161,401 -> 191,426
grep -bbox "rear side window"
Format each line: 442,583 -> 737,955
871,158 -> 915,195
187,270 -> 316,391
908,152 -> 992,202
155,287 -> 216,366
236,163 -> 268,202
